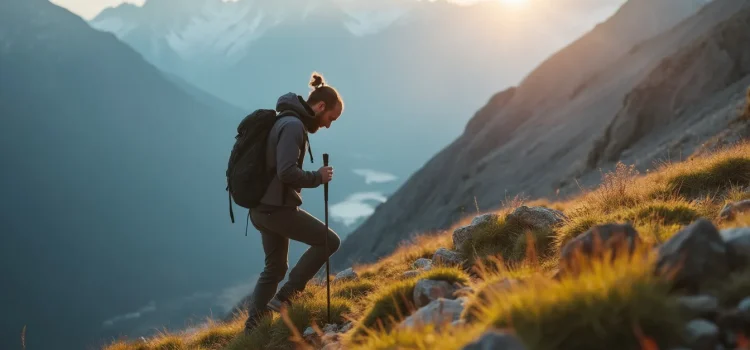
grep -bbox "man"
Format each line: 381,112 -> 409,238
245,72 -> 344,332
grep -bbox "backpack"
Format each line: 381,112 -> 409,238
225,108 -> 313,228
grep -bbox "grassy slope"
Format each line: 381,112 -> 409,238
103,141 -> 750,350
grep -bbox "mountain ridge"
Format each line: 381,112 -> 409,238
330,0 -> 748,271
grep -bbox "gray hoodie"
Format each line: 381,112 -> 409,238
258,92 -> 323,209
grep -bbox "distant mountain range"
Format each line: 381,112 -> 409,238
89,0 -> 682,185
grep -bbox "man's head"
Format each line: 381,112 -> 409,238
306,72 -> 343,133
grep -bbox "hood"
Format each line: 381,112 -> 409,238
276,92 -> 319,131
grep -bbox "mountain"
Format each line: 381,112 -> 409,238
330,0 -> 750,270
0,0 -> 275,348
88,0 -> 697,220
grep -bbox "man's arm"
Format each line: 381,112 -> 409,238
275,119 -> 322,188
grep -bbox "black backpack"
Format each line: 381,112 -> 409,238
225,109 -> 313,228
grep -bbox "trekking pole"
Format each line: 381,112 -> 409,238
323,153 -> 331,324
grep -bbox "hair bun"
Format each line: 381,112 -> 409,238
309,72 -> 326,89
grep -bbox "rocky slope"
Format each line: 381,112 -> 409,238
332,0 -> 750,271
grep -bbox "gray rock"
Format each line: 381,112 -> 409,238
453,213 -> 500,250
738,297 -> 750,313
413,258 -> 433,270
399,297 -> 466,330
720,227 -> 750,270
677,295 -> 719,318
413,279 -> 459,308
719,200 -> 750,221
322,324 -> 338,333
433,248 -> 463,266
334,267 -> 358,282
559,223 -> 641,273
685,319 -> 719,350
461,330 -> 527,350
339,322 -> 353,333
506,205 -> 568,231
402,270 -> 421,279
303,326 -> 315,338
656,219 -> 730,292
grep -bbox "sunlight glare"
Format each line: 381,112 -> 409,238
499,0 -> 527,5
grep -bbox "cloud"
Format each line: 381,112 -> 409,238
330,192 -> 388,226
352,169 -> 398,184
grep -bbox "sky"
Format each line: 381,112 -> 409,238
52,0 -> 533,20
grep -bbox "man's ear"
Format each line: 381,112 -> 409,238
314,101 -> 326,112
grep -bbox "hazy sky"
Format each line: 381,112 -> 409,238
52,0 -> 528,20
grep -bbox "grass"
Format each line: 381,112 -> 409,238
473,247 -> 688,350
103,142 -> 750,350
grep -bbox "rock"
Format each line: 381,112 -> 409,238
339,322 -> 353,333
334,268 -> 358,282
303,327 -> 315,338
677,295 -> 719,318
685,319 -> 719,350
559,223 -> 641,273
413,258 -> 433,270
719,200 -> 750,221
402,270 -> 421,279
433,248 -> 463,266
413,279 -> 459,308
321,343 -> 342,350
738,297 -> 750,314
399,297 -> 466,330
656,219 -> 730,292
461,330 -> 527,350
453,213 -> 500,250
506,205 -> 568,231
720,227 -> 750,270
322,324 -> 338,333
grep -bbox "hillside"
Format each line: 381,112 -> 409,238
0,0 -> 250,348
331,0 -> 750,271
104,138 -> 750,349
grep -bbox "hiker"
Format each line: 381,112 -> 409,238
244,72 -> 344,333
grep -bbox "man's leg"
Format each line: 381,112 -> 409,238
250,207 -> 341,304
245,210 -> 290,331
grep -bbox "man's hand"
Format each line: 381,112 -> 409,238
318,166 -> 333,183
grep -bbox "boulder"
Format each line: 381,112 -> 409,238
559,223 -> 641,272
677,295 -> 719,319
402,270 -> 421,279
334,268 -> 358,282
656,219 -> 730,292
339,322 -> 353,333
719,200 -> 750,221
506,205 -> 568,231
433,248 -> 463,266
461,330 -> 527,350
399,297 -> 467,330
413,258 -> 433,270
684,319 -> 719,350
453,213 -> 500,250
413,279 -> 459,308
720,227 -> 750,270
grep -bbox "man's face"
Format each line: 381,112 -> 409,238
312,102 -> 342,132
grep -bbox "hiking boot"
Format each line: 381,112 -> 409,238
244,307 -> 270,335
267,296 -> 291,313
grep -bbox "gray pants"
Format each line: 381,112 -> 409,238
247,206 -> 341,313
